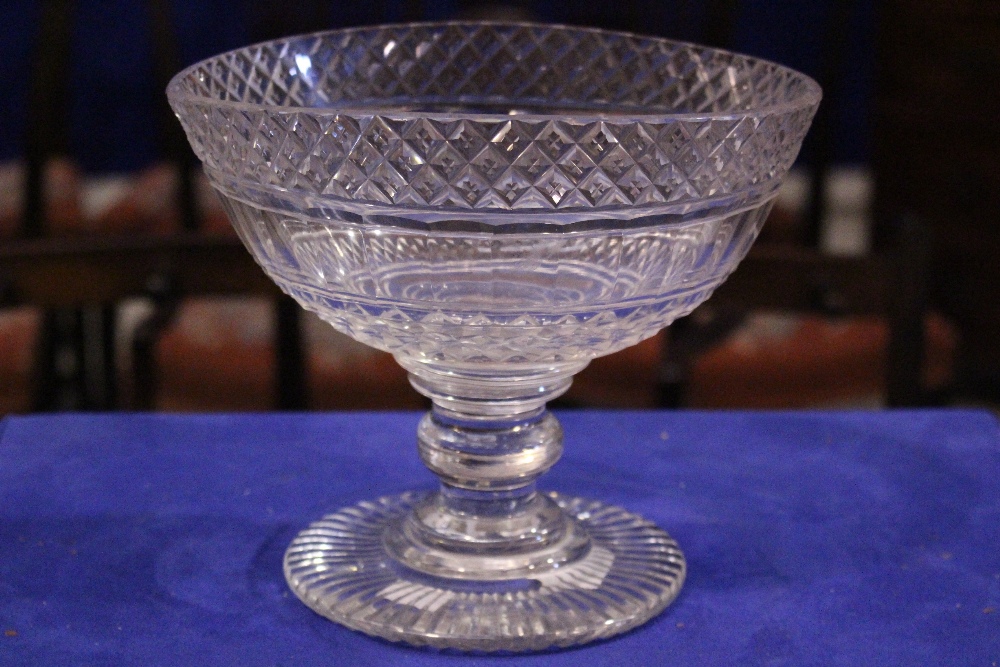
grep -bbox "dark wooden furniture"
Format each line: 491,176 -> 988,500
874,0 -> 1000,399
2,0 -> 307,411
657,0 -> 941,408
659,217 -> 932,408
0,234 -> 280,408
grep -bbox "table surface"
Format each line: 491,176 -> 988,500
1,410 -> 998,666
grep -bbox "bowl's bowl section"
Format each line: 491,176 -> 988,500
168,22 -> 818,366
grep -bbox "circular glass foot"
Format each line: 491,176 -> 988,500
284,491 -> 686,652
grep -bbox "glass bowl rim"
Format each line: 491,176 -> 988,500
166,20 -> 822,124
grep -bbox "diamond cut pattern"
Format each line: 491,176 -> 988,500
170,23 -> 818,213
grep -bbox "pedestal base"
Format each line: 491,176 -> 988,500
284,492 -> 686,652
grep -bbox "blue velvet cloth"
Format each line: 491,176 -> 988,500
1,410 -> 998,665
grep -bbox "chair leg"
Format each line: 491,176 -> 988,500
275,295 -> 308,410
131,301 -> 179,412
129,273 -> 181,411
79,304 -> 118,409
31,309 -> 80,411
885,215 -> 930,407
101,304 -> 118,408
658,308 -> 747,408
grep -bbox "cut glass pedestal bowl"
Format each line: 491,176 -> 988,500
168,22 -> 819,652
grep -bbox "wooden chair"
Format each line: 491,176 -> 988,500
655,0 -> 946,408
658,216 -> 935,408
0,0 -> 305,411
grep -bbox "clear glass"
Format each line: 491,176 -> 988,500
168,22 -> 819,651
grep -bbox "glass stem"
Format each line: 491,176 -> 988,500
390,358 -> 591,579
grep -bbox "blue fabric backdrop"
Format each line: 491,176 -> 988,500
1,410 -> 998,665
